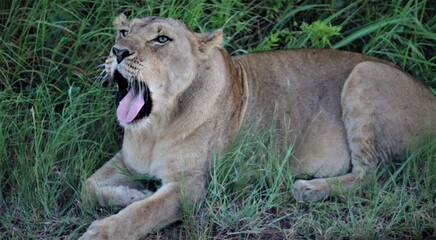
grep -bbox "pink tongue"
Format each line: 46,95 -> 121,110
117,87 -> 145,123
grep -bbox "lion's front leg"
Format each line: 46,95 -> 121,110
80,180 -> 200,240
83,152 -> 153,207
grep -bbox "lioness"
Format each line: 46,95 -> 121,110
80,14 -> 435,239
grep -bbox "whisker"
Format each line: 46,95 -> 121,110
95,63 -> 105,69
137,71 -> 147,100
91,65 -> 110,84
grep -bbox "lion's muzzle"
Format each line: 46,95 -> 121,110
114,70 -> 152,123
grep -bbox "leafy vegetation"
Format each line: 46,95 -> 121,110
0,0 -> 435,239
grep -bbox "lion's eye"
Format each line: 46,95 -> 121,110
154,35 -> 171,44
120,29 -> 128,37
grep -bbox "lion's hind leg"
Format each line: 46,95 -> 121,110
293,61 -> 435,203
83,152 -> 153,207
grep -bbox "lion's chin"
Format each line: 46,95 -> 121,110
114,70 -> 153,124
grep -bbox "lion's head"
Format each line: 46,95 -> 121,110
105,14 -> 223,129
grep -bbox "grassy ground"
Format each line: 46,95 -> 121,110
1,0 -> 435,239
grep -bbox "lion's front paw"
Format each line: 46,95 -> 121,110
293,179 -> 329,203
79,216 -> 125,240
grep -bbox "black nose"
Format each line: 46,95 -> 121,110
112,47 -> 133,63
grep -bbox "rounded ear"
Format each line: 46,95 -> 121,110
114,13 -> 128,29
196,29 -> 223,55
198,29 -> 223,47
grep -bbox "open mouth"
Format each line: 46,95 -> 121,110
114,70 -> 152,124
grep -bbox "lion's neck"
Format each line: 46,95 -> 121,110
153,48 -> 244,142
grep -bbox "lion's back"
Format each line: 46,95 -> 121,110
234,49 -> 385,134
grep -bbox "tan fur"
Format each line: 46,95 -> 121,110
79,15 -> 436,239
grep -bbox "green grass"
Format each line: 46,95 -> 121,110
176,134 -> 436,239
0,0 -> 435,239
